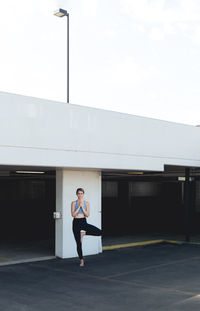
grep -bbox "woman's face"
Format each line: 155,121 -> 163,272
77,191 -> 84,200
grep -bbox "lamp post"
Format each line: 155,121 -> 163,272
54,8 -> 69,104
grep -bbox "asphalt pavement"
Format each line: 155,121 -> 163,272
0,242 -> 200,310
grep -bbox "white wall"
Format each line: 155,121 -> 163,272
1,91 -> 200,171
56,169 -> 102,259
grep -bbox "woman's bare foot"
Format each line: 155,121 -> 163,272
80,259 -> 84,267
80,231 -> 86,243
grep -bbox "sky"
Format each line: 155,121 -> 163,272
0,0 -> 200,125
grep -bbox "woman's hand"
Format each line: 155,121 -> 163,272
82,202 -> 90,217
78,200 -> 84,209
71,202 -> 81,217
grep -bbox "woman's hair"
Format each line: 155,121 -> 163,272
76,188 -> 85,195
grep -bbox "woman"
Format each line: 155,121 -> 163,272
71,187 -> 102,267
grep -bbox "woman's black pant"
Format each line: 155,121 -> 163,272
72,218 -> 102,259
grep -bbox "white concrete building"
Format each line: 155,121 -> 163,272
0,91 -> 200,261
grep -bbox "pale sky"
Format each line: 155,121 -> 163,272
1,0 -> 200,125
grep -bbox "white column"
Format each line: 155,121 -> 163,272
55,169 -> 102,259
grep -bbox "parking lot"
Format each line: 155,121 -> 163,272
1,242 -> 200,310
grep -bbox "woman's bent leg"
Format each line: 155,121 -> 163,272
85,223 -> 102,236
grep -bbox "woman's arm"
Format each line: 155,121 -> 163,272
71,201 -> 81,217
82,201 -> 90,217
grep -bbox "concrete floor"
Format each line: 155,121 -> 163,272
0,232 -> 200,266
0,239 -> 55,266
1,243 -> 200,310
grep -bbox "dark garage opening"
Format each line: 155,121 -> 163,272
102,166 -> 200,243
0,169 -> 56,264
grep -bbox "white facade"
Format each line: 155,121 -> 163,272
1,91 -> 200,171
0,91 -> 200,258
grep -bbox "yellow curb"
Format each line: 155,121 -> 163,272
103,239 -> 182,251
164,240 -> 182,245
103,239 -> 164,250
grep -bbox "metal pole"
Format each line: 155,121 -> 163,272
184,167 -> 190,242
67,13 -> 69,103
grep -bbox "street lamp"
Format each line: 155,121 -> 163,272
54,8 -> 69,104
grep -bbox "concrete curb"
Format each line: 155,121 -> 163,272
103,239 -> 182,251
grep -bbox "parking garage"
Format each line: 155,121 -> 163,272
102,165 -> 200,245
0,167 -> 56,265
1,164 -> 200,264
1,162 -> 200,265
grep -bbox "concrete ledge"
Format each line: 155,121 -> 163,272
102,239 -> 181,251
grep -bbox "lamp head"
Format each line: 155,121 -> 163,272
54,8 -> 68,17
